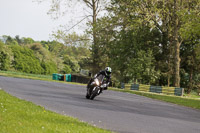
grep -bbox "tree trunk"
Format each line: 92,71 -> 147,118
187,69 -> 194,93
172,0 -> 181,87
173,41 -> 180,87
91,0 -> 99,74
81,0 -> 100,74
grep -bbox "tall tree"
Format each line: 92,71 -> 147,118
112,0 -> 200,87
102,0 -> 162,83
41,0 -> 108,73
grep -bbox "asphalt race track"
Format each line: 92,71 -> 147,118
0,76 -> 200,133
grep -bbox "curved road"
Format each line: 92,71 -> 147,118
0,76 -> 200,133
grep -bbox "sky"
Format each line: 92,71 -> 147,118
0,0 -> 85,41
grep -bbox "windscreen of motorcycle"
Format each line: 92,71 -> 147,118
96,74 -> 104,84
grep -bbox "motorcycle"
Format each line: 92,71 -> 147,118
86,74 -> 106,100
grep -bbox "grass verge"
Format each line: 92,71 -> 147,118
0,90 -> 111,133
0,70 -> 52,81
109,88 -> 200,110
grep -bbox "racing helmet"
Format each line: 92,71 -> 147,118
105,67 -> 112,76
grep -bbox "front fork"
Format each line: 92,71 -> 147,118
87,80 -> 103,96
88,86 -> 102,96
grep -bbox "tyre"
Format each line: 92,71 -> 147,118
90,87 -> 99,100
86,93 -> 90,99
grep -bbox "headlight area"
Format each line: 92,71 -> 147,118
94,79 -> 100,86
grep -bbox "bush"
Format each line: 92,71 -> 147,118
62,65 -> 72,74
0,42 -> 10,70
41,61 -> 57,75
11,45 -> 43,74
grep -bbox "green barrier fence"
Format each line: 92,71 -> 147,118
150,86 -> 162,93
131,84 -> 139,91
52,73 -> 64,81
65,74 -> 72,82
121,83 -> 184,96
175,87 -> 184,96
57,74 -> 64,81
52,73 -> 90,84
52,73 -> 58,80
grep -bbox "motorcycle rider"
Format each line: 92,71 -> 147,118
87,67 -> 112,93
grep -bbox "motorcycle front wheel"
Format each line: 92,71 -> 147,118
86,92 -> 90,99
90,87 -> 100,100
86,87 -> 91,99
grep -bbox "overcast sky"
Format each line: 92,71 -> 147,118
0,0 -> 85,41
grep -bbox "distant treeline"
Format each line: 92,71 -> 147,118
0,35 -> 90,75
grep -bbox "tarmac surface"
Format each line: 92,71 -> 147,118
0,76 -> 200,133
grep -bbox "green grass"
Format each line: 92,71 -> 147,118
109,88 -> 200,110
0,70 -> 52,80
183,90 -> 200,99
0,90 -> 112,133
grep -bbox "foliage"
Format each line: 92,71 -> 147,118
41,61 -> 57,75
62,65 -> 72,74
0,41 -> 11,70
45,0 -> 109,74
52,31 -> 90,48
63,55 -> 79,72
128,50 -> 160,85
51,32 -> 91,72
0,51 -> 9,70
98,0 -> 200,92
0,35 -> 90,75
5,36 -> 18,45
10,45 -> 43,74
180,39 -> 200,93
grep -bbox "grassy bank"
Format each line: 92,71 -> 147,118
0,70 -> 52,81
0,90 -> 111,133
109,88 -> 200,110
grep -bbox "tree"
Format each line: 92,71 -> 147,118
128,50 -> 160,85
98,0 -> 162,83
52,31 -> 90,48
180,36 -> 200,93
10,45 -> 43,74
109,0 -> 200,87
63,55 -> 80,72
5,36 -> 18,45
22,37 -> 34,45
62,65 -> 72,74
15,35 -> 22,45
0,42 -> 10,70
40,0 -> 109,73
28,43 -> 51,61
41,61 -> 57,74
